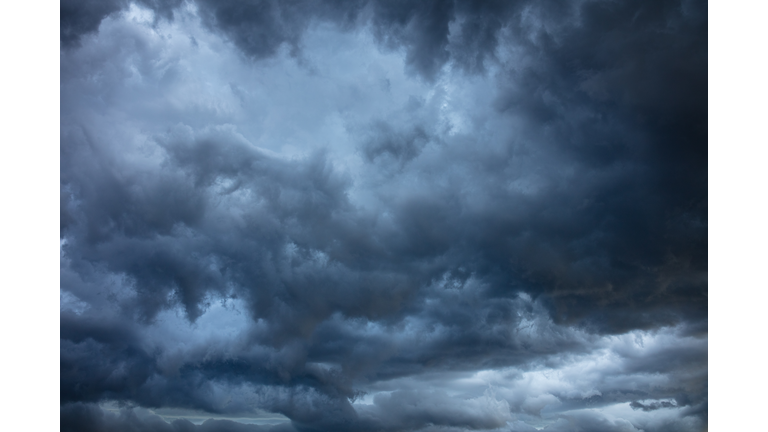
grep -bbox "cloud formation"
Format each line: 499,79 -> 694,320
61,0 -> 707,430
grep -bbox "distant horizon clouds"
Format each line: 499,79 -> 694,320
60,1 -> 708,431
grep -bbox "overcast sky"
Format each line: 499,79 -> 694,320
60,1 -> 707,431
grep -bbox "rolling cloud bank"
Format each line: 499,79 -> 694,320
60,0 -> 707,431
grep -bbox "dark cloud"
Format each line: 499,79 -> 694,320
61,403 -> 296,432
60,0 -> 183,47
193,0 -> 312,60
61,0 -> 707,430
360,121 -> 430,165
630,400 -> 678,412
61,0 -> 124,47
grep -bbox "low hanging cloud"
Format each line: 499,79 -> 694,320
60,0 -> 707,431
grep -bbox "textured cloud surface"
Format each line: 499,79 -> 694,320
60,1 -> 707,431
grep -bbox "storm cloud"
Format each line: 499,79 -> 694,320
60,0 -> 707,431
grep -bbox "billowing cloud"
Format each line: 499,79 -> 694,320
60,0 -> 707,431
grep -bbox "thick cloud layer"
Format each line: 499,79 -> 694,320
61,0 -> 707,431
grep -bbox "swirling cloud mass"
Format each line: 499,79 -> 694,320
60,1 -> 707,431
